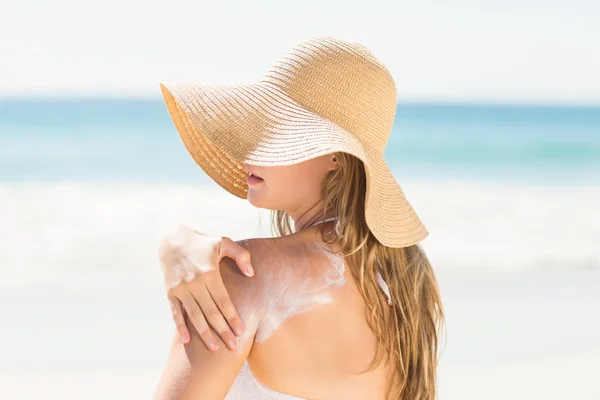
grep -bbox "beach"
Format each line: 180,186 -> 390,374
1,100 -> 599,399
1,182 -> 599,399
1,263 -> 599,399
4,350 -> 600,399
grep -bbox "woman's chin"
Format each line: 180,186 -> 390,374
246,190 -> 265,208
247,190 -> 279,210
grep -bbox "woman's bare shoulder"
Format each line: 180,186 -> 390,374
220,235 -> 309,273
231,235 -> 342,282
217,235 -> 306,298
219,235 -> 346,342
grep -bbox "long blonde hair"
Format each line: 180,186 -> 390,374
272,153 -> 444,400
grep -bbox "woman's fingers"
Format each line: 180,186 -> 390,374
194,282 -> 240,351
179,292 -> 219,352
161,233 -> 252,352
220,237 -> 254,277
169,297 -> 189,344
207,275 -> 245,338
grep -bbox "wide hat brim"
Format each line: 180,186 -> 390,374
160,81 -> 428,248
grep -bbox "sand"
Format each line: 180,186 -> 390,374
1,269 -> 598,399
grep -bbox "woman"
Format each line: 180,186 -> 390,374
154,36 -> 444,400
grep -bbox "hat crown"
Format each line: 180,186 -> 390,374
260,37 -> 397,153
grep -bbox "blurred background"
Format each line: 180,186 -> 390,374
1,0 -> 599,399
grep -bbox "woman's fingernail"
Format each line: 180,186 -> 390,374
228,339 -> 238,350
208,342 -> 219,351
246,265 -> 254,277
234,327 -> 244,336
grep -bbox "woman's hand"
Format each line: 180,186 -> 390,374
158,225 -> 254,351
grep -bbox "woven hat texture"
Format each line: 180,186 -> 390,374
160,36 -> 428,247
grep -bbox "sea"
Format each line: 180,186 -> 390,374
0,98 -> 599,399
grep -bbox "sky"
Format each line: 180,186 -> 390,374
1,0 -> 599,104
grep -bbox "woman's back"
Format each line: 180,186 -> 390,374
221,228 -> 392,399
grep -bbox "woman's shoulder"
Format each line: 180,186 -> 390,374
236,235 -> 344,286
219,235 -> 347,342
239,235 -> 305,256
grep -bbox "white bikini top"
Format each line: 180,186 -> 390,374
224,217 -> 391,399
225,362 -> 305,400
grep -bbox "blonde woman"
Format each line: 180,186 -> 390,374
154,37 -> 444,400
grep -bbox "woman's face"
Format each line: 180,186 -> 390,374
244,155 -> 338,212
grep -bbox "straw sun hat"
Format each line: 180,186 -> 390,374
160,36 -> 427,248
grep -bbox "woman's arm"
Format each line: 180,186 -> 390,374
154,257 -> 257,399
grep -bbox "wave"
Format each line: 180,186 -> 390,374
0,181 -> 598,289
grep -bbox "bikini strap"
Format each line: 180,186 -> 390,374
308,217 -> 338,227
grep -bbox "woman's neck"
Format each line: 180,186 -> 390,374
290,201 -> 336,232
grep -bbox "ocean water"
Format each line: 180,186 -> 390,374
1,99 -> 600,399
1,98 -> 599,289
1,99 -> 600,182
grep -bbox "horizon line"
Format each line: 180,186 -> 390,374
1,94 -> 599,108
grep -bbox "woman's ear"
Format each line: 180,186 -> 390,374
328,154 -> 340,171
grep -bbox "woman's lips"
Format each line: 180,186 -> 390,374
247,174 -> 264,186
